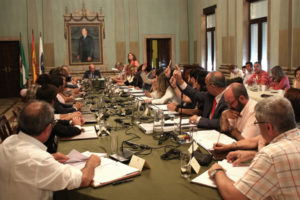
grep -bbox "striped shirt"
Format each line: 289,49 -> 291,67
235,128 -> 300,200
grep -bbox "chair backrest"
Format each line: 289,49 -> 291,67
12,106 -> 22,119
0,115 -> 14,142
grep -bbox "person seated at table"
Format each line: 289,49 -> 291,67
246,61 -> 272,86
140,63 -> 154,91
220,83 -> 260,140
167,68 -> 207,116
49,75 -> 82,114
229,65 -> 243,79
0,101 -> 100,200
112,62 -> 125,83
243,61 -> 254,85
145,73 -> 180,105
284,88 -> 300,125
241,66 -> 246,78
36,84 -> 84,153
293,66 -> 300,89
270,65 -> 290,90
62,65 -> 80,89
173,66 -> 228,130
83,64 -> 101,79
144,67 -> 164,98
127,52 -> 140,68
208,97 -> 300,200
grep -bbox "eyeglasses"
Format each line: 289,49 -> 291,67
253,121 -> 267,125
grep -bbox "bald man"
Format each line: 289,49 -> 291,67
83,64 -> 101,79
173,68 -> 227,130
220,83 -> 260,140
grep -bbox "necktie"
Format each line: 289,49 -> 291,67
210,99 -> 217,119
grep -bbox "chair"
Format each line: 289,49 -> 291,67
0,115 -> 14,142
11,106 -> 22,134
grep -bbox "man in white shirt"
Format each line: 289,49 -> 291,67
243,61 -> 254,85
219,83 -> 260,140
0,101 -> 100,200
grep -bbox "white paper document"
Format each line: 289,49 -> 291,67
191,160 -> 250,188
191,130 -> 237,151
64,126 -> 98,140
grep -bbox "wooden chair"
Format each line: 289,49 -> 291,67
11,106 -> 22,134
0,115 -> 14,142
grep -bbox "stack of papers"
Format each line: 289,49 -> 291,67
150,104 -> 178,115
83,113 -> 97,123
62,126 -> 98,140
191,130 -> 236,151
65,150 -> 139,187
192,160 -> 250,188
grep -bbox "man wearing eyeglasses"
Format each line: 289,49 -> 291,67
219,83 -> 260,140
208,97 -> 300,200
0,101 -> 101,200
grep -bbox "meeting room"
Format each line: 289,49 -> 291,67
1,0 -> 300,199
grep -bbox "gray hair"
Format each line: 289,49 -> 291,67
18,101 -> 54,136
255,97 -> 296,133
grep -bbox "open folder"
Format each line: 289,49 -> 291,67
66,150 -> 140,188
60,126 -> 98,140
191,159 -> 250,188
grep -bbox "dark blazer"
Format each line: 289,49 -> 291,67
182,84 -> 227,130
83,70 -> 101,79
45,120 -> 81,153
54,98 -> 76,114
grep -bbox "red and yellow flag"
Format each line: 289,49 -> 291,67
32,30 -> 38,83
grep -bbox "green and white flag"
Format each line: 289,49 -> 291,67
19,39 -> 28,88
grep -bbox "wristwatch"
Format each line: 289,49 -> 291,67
210,168 -> 224,179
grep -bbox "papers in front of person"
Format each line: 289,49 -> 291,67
132,93 -> 145,97
191,130 -> 237,151
191,159 -> 250,188
65,149 -> 139,187
63,126 -> 98,140
150,104 -> 178,115
83,113 -> 97,123
129,88 -> 144,93
138,118 -> 196,134
65,149 -> 107,166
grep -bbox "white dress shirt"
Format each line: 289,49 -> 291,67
229,99 -> 260,138
152,86 -> 180,105
0,132 -> 82,200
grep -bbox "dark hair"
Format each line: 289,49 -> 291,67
209,72 -> 226,88
245,61 -> 253,67
271,66 -> 285,82
36,74 -> 50,86
145,64 -> 152,72
189,69 -> 208,91
254,61 -> 261,66
242,66 -> 246,69
36,84 -> 58,104
155,67 -> 164,76
231,83 -> 249,100
285,88 -> 300,122
128,53 -> 137,64
294,66 -> 300,77
49,75 -> 63,88
18,101 -> 54,136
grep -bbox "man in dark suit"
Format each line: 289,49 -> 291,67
36,84 -> 84,153
77,27 -> 94,62
83,64 -> 101,79
173,67 -> 227,130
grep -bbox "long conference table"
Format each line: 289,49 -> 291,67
55,88 -> 223,200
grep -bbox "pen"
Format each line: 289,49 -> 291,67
112,179 -> 133,185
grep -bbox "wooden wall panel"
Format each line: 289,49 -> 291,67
129,41 -> 139,61
44,43 -> 54,67
279,30 -> 290,67
292,28 -> 300,68
116,42 -> 126,63
180,41 -> 189,64
194,40 -> 197,64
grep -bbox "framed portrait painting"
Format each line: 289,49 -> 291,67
67,23 -> 103,65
